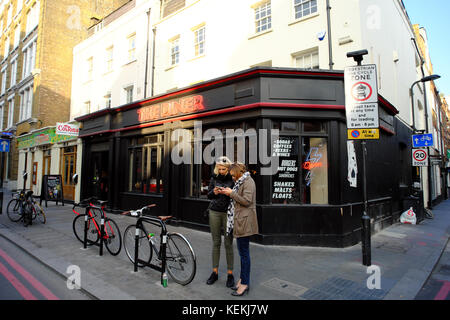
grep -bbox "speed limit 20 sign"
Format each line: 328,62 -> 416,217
412,149 -> 428,167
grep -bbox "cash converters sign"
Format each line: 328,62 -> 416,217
137,95 -> 205,123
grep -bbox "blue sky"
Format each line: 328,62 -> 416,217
403,0 -> 450,97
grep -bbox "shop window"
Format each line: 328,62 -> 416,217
128,134 -> 164,194
186,121 -> 257,198
303,120 -> 326,133
301,137 -> 328,204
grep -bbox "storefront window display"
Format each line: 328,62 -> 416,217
128,134 -> 164,194
272,120 -> 328,205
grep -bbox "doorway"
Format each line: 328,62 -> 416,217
61,146 -> 77,201
89,151 -> 109,201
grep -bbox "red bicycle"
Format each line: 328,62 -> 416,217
72,197 -> 122,256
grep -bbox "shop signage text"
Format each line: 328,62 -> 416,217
137,95 -> 205,123
56,123 -> 80,137
17,128 -> 74,149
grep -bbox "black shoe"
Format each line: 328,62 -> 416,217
206,272 -> 218,285
231,286 -> 249,296
226,274 -> 235,288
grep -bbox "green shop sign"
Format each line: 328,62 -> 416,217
447,149 -> 450,159
17,127 -> 75,149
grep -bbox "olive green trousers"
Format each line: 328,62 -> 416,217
209,209 -> 234,271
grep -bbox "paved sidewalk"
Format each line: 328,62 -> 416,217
0,192 -> 449,300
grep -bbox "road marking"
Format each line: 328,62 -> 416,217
0,261 -> 37,300
0,247 -> 59,300
434,280 -> 450,300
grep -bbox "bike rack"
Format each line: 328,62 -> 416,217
133,216 -> 168,287
82,205 -> 106,256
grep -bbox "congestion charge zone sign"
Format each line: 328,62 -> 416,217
344,64 -> 379,131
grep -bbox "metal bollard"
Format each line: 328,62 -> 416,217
99,217 -> 105,256
134,228 -> 139,273
83,214 -> 88,249
361,214 -> 371,266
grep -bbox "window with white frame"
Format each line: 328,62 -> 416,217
22,38 -> 37,79
194,26 -> 205,57
86,56 -> 93,81
14,25 -> 21,49
127,33 -> 136,62
106,46 -> 113,72
16,0 -> 23,16
7,5 -> 13,27
7,95 -> 14,128
104,92 -> 111,108
124,85 -> 133,104
84,101 -> 91,114
170,37 -> 180,66
4,37 -> 9,59
294,0 -> 318,20
0,104 -> 4,130
254,2 -> 271,33
294,49 -> 319,69
10,56 -> 17,87
1,68 -> 6,95
19,85 -> 33,121
25,0 -> 40,35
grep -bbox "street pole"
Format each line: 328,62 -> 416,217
346,50 -> 372,266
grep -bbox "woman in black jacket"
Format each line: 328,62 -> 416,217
206,156 -> 235,288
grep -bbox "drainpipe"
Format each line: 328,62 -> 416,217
151,27 -> 157,97
144,8 -> 151,99
326,0 -> 334,70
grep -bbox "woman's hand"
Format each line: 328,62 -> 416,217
219,187 -> 233,196
213,187 -> 220,195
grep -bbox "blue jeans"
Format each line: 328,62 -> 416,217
236,237 -> 251,286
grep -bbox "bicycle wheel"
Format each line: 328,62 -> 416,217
166,233 -> 196,285
104,218 -> 122,256
73,214 -> 99,245
123,225 -> 153,266
34,203 -> 46,224
6,199 -> 22,222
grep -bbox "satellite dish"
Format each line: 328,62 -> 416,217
317,31 -> 327,41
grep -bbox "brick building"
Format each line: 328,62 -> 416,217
0,0 -> 128,197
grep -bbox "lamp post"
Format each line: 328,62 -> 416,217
410,74 -> 441,211
410,74 -> 441,133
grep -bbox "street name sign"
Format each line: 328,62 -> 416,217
0,139 -> 10,152
412,133 -> 434,148
412,148 -> 428,167
344,64 -> 379,130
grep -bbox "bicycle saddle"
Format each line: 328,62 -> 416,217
96,200 -> 108,206
25,190 -> 34,197
158,216 -> 173,221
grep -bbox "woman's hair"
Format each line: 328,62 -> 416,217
229,162 -> 247,176
213,156 -> 232,175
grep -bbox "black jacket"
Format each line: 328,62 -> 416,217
207,173 -> 234,212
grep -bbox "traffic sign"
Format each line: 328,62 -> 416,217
0,139 -> 10,152
347,129 -> 380,140
412,149 -> 428,167
344,64 -> 379,129
412,133 -> 434,148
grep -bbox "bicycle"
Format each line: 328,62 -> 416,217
6,190 -> 37,226
72,197 -> 122,256
122,205 -> 196,286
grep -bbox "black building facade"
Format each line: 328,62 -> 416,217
76,67 -> 415,247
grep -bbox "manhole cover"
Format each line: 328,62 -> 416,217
262,278 -> 309,297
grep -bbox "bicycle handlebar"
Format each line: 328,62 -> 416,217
121,204 -> 157,217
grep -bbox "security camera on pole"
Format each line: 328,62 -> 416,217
345,50 -> 380,267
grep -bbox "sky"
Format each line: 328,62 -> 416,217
403,0 -> 450,98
